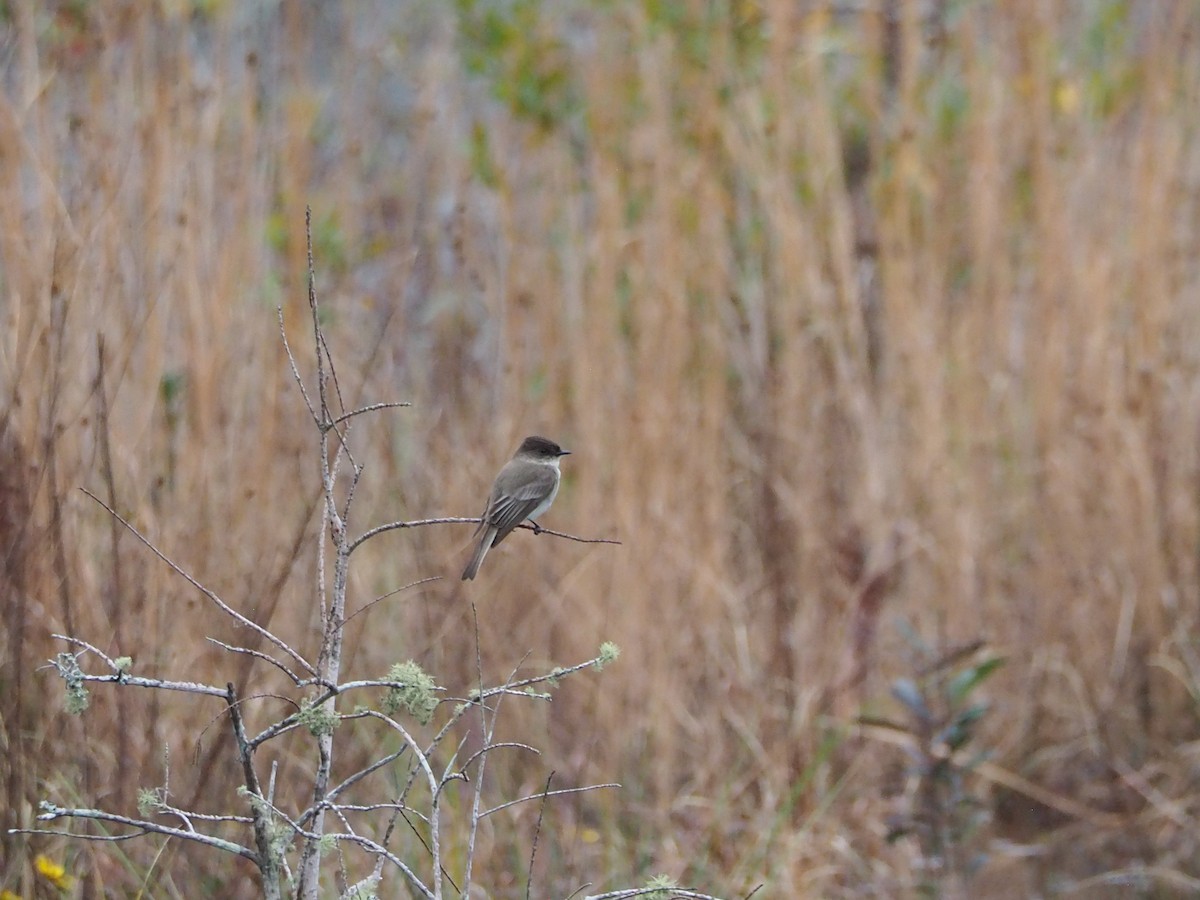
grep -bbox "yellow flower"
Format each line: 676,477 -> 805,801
1055,79 -> 1081,116
1,889 -> 23,900
34,854 -> 75,890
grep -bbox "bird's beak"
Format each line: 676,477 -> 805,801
560,449 -> 572,456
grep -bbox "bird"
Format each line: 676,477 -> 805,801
461,435 -> 571,580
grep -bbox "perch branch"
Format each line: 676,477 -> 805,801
349,517 -> 620,555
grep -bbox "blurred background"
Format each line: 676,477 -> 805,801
4,0 -> 1200,896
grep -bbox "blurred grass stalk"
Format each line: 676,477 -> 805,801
3,1 -> 1200,896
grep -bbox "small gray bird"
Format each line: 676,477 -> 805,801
461,435 -> 571,580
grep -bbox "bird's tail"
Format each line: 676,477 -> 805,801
461,526 -> 497,580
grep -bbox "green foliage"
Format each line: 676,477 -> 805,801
946,655 -> 1004,706
159,371 -> 185,410
382,661 -> 439,725
262,208 -> 347,275
932,74 -> 970,142
884,628 -> 1005,893
1080,0 -> 1139,118
469,120 -> 503,189
455,0 -> 581,131
643,0 -> 766,73
264,209 -> 289,253
311,210 -> 348,274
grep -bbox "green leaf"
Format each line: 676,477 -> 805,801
946,656 -> 1005,705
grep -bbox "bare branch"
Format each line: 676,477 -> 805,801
355,710 -> 443,890
277,302 -> 319,425
52,633 -> 120,669
581,890 -> 733,900
345,576 -> 442,628
518,522 -> 623,546
526,772 -> 554,900
226,682 -> 282,892
54,661 -> 228,700
464,628 -> 531,896
327,749 -> 407,801
331,401 -> 412,426
20,803 -> 256,862
50,636 -> 230,699
9,828 -> 141,844
460,741 -> 541,776
79,488 -> 317,677
325,832 -> 435,900
349,517 -> 482,554
207,638 -> 304,686
158,805 -> 253,825
476,653 -> 610,699
483,783 -> 622,820
320,801 -> 413,816
349,517 -> 621,555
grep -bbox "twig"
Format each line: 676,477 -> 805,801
582,890 -> 731,900
344,576 -> 442,628
277,302 -> 319,426
462,603 -> 489,896
158,804 -> 253,826
331,401 -> 412,426
519,523 -> 622,545
207,638 -> 304,686
52,634 -> 120,669
325,832 -> 435,900
320,802 -> 413,815
50,636 -> 229,699
477,654 -> 609,698
526,772 -> 554,900
348,517 -> 484,554
483,783 -> 621,819
460,741 -> 541,775
10,828 -> 140,844
79,489 -> 316,677
356,710 -> 443,890
194,690 -> 300,757
17,803 -> 256,862
318,750 -> 408,818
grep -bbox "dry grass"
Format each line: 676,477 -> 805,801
4,1 -> 1200,896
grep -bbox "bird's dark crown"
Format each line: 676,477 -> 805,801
518,435 -> 570,457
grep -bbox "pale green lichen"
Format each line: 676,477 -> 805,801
382,661 -> 438,725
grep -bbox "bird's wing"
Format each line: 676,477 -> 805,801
487,466 -> 558,547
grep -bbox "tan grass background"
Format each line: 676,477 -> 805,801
4,1 -> 1200,896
